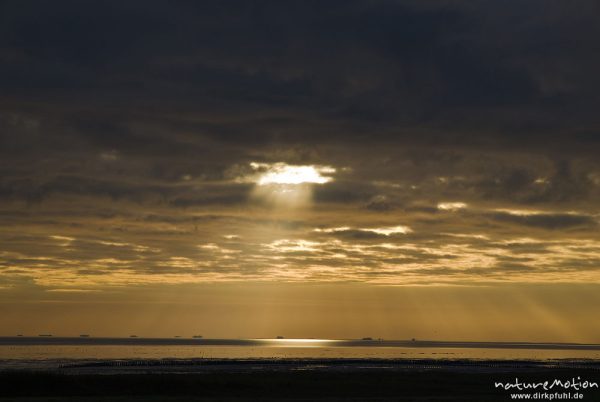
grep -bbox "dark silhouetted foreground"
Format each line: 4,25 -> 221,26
1,359 -> 599,401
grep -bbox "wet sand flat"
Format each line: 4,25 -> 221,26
1,358 -> 599,402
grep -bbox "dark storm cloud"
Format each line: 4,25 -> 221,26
313,180 -> 380,204
364,195 -> 397,211
2,1 -> 600,199
473,161 -> 594,204
1,0 -> 599,152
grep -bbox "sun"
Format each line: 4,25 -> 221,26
247,162 -> 336,208
251,162 -> 335,185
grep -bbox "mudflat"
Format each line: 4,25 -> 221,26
1,359 -> 599,402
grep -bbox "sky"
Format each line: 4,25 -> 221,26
1,0 -> 599,342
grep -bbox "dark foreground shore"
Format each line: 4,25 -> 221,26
1,359 -> 599,402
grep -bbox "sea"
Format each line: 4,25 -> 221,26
1,337 -> 600,370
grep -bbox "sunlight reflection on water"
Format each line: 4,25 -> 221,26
1,343 -> 599,360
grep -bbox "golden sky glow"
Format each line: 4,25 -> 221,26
1,155 -> 599,341
1,1 -> 599,343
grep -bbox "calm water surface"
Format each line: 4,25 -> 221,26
1,338 -> 599,361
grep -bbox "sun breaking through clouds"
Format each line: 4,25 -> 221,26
251,162 -> 336,185
244,162 -> 337,208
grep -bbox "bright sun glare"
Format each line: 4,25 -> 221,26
247,162 -> 336,208
251,162 -> 335,185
